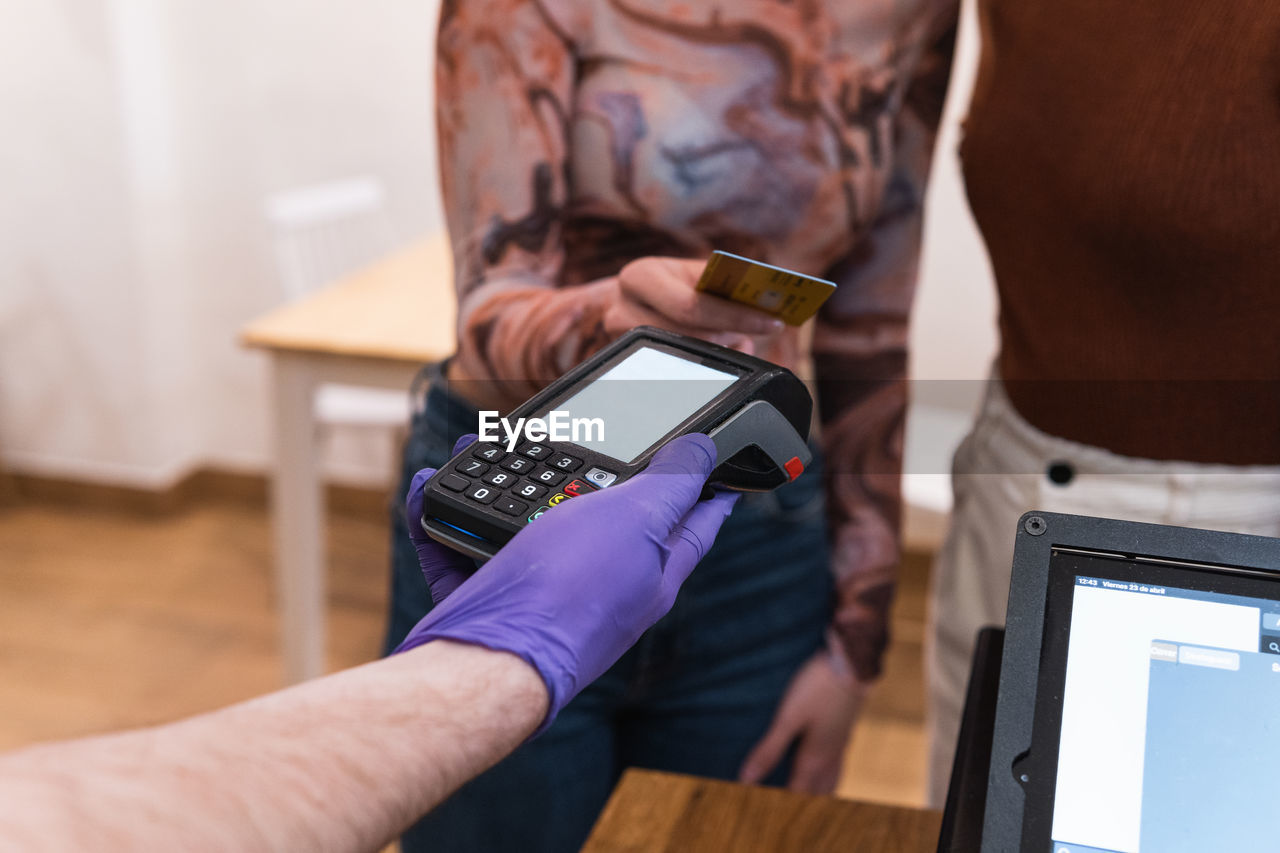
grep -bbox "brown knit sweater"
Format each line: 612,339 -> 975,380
962,0 -> 1280,464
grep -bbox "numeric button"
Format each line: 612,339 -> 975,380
472,444 -> 506,462
549,453 -> 582,472
520,443 -> 551,460
466,484 -> 499,505
514,482 -> 548,500
483,470 -> 517,488
531,467 -> 567,486
455,458 -> 490,477
500,456 -> 536,474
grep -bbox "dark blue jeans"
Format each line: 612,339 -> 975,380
385,368 -> 833,853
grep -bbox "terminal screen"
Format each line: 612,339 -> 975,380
1047,554 -> 1280,853
551,346 -> 737,463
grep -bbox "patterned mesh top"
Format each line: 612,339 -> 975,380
435,0 -> 958,679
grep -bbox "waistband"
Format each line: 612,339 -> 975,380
976,373 -> 1280,484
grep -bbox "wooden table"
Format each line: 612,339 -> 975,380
241,235 -> 454,683
582,770 -> 941,853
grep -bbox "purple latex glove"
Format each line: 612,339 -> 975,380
395,434 -> 738,730
404,434 -> 482,604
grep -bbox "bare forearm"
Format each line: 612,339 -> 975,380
0,641 -> 546,852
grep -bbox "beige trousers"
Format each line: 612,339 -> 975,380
923,377 -> 1280,807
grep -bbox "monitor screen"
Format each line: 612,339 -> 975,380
550,345 -> 738,463
1043,552 -> 1280,853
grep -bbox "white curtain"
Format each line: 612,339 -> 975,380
0,0 -> 444,487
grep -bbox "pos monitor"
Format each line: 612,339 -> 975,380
982,512 -> 1280,852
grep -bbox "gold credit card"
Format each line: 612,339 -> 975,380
695,250 -> 836,326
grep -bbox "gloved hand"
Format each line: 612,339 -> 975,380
395,433 -> 738,731
404,434 -> 483,605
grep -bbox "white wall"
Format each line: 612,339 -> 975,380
1,2 -> 151,483
902,0 -> 996,545
0,0 -> 993,498
912,0 -> 997,391
0,0 -> 443,487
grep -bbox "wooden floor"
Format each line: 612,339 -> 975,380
0,490 -> 932,808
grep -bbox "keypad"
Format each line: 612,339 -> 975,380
500,456 -> 536,474
442,444 -> 601,523
531,467 -> 567,486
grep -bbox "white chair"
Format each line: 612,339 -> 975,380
264,177 -> 412,479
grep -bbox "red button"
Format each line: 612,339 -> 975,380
562,478 -> 596,498
783,456 -> 804,481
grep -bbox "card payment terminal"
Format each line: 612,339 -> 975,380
420,326 -> 813,560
